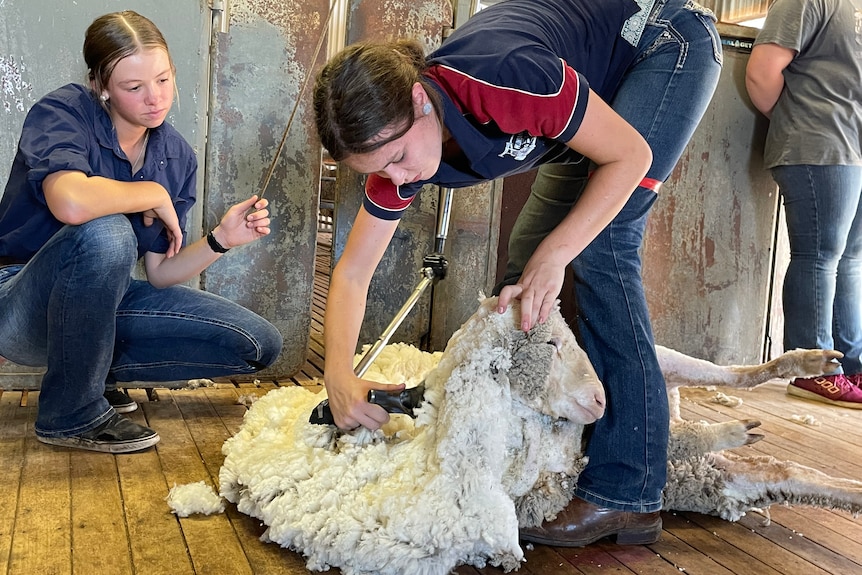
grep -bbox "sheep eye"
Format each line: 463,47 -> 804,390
546,337 -> 562,352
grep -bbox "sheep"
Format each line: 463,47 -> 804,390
218,296 -> 862,575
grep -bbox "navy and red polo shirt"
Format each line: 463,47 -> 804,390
364,0 -> 651,221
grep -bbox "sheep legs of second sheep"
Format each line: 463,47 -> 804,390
664,447 -> 862,521
657,344 -> 843,421
660,345 -> 860,522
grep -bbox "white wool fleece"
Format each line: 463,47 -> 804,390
166,481 -> 225,517
219,307 -> 530,575
218,296 -> 862,573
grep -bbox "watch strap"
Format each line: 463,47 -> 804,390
206,231 -> 230,253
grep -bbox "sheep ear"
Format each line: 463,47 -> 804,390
508,322 -> 554,401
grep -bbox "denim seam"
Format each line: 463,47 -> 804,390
115,309 -> 265,361
803,165 -> 826,351
574,486 -> 663,513
609,218 -> 664,506
112,359 -> 258,372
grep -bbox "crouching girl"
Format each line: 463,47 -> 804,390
0,11 -> 283,453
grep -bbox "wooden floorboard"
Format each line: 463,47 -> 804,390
1,240 -> 862,574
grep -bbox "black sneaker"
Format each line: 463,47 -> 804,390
104,388 -> 138,413
36,412 -> 160,453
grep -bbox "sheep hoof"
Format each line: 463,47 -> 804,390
745,432 -> 765,445
742,419 -> 762,431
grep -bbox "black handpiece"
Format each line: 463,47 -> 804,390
309,384 -> 426,425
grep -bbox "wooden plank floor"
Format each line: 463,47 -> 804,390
1,239 -> 862,574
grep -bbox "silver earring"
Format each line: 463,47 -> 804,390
100,94 -> 109,103
422,102 -> 432,116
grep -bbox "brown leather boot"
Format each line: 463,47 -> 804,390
519,497 -> 662,547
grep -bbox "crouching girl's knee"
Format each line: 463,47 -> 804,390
72,215 -> 137,273
253,321 -> 284,369
237,313 -> 283,370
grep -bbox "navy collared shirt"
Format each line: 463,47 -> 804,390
0,83 -> 196,263
363,0 -> 646,221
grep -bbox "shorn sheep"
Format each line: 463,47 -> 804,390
217,296 -> 862,575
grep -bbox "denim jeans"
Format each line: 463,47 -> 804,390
503,0 -> 722,512
0,215 -> 283,437
773,164 -> 862,375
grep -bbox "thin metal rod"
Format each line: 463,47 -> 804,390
258,0 -> 335,200
354,274 -> 434,377
434,187 -> 453,253
354,187 -> 455,377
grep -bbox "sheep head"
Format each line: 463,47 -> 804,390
459,297 -> 604,527
503,300 -> 605,424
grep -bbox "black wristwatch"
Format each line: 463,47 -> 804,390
206,231 -> 230,253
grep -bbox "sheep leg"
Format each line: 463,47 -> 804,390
711,451 -> 862,520
669,420 -> 764,461
656,345 -> 843,392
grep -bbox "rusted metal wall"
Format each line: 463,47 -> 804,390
427,180 -> 502,351
334,169 -> 438,350
205,0 -> 332,377
332,0 -> 498,353
642,26 -> 779,364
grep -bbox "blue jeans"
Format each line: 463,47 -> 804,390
503,0 -> 722,512
773,164 -> 862,375
0,215 -> 283,437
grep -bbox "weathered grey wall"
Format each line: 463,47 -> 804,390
427,180 -> 502,351
642,26 -> 780,364
204,0 -> 331,377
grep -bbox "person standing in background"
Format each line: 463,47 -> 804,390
746,0 -> 862,408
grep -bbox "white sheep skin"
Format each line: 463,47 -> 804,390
218,296 -> 862,574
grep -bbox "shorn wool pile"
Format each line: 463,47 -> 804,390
217,297 -> 862,575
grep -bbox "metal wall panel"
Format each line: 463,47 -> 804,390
0,0 -> 209,388
205,0 -> 331,377
427,180 -> 502,351
642,26 -> 779,364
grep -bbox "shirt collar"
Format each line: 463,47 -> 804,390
426,76 -> 497,175
93,99 -> 117,151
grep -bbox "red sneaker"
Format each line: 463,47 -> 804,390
787,374 -> 862,409
848,373 -> 862,388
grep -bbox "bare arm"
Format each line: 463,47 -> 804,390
44,170 -> 175,226
323,205 -> 405,430
745,43 -> 796,118
43,170 -> 184,256
498,87 -> 652,330
144,195 -> 270,288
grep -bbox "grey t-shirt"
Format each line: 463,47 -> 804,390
754,0 -> 862,168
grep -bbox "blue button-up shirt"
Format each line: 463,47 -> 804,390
0,83 -> 196,263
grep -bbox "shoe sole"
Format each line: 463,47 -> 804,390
786,385 -> 862,409
111,402 -> 139,414
36,432 -> 160,453
520,519 -> 662,548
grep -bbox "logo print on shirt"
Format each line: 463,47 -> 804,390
499,132 -> 537,161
